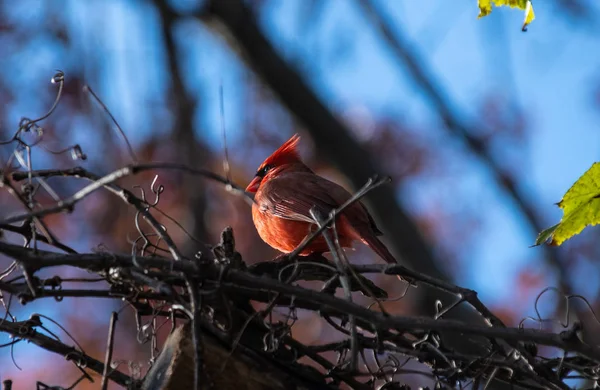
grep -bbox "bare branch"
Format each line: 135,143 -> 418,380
0,318 -> 135,388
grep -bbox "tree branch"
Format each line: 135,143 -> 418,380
1,242 -> 597,366
0,318 -> 135,388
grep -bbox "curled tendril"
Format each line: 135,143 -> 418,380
519,287 -> 600,333
18,117 -> 44,137
262,322 -> 293,354
149,175 -> 164,206
64,351 -> 87,369
136,318 -> 153,344
128,361 -> 143,380
0,70 -> 64,146
41,144 -> 88,161
434,297 -> 464,320
51,71 -> 64,84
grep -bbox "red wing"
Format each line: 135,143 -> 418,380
260,173 -> 343,224
258,172 -> 377,233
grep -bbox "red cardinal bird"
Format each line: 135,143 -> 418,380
246,134 -> 398,264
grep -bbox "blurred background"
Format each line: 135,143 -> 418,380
1,0 -> 600,388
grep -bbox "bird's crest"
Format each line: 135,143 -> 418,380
260,134 -> 301,169
247,134 -> 302,192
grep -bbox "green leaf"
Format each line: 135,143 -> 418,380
536,163 -> 600,246
533,223 -> 559,247
478,0 -> 535,31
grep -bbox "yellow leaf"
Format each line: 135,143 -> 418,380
478,0 -> 494,18
535,163 -> 600,246
477,0 -> 535,31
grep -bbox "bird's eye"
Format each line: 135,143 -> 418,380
256,164 -> 273,178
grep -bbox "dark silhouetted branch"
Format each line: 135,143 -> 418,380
1,241 -> 598,367
0,318 -> 135,388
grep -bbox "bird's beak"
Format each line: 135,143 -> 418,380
245,176 -> 262,193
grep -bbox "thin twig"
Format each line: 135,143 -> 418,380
289,175 -> 390,259
310,208 -> 358,372
185,276 -> 205,390
101,312 -> 119,390
219,83 -> 232,186
84,85 -> 138,163
0,319 -> 133,387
